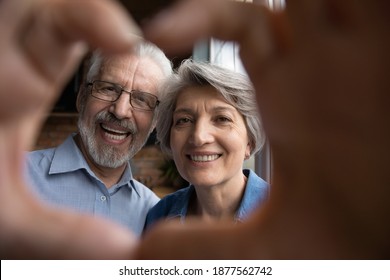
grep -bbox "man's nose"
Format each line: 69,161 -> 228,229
109,92 -> 134,119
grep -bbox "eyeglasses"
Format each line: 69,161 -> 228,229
87,80 -> 160,111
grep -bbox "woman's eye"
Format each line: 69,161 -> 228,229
216,116 -> 232,123
175,117 -> 191,125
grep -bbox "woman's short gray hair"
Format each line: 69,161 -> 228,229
156,59 -> 265,158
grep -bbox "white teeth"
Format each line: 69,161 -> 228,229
101,124 -> 129,141
191,155 -> 219,162
104,132 -> 127,141
101,124 -> 128,134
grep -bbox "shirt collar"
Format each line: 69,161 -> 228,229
49,134 -> 135,191
235,169 -> 269,222
49,134 -> 88,175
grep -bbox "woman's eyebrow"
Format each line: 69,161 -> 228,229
173,107 -> 193,115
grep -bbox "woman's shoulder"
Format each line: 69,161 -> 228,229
245,169 -> 268,187
151,185 -> 193,211
162,186 -> 194,204
144,185 -> 194,230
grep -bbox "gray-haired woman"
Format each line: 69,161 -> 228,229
145,59 -> 269,229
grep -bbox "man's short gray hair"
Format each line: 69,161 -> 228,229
77,41 -> 172,116
86,42 -> 173,82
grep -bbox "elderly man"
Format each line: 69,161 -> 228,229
26,42 -> 172,236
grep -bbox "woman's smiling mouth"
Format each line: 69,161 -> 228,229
188,154 -> 221,162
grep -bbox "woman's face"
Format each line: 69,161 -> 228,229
170,86 -> 251,188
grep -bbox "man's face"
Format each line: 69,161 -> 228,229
77,54 -> 165,169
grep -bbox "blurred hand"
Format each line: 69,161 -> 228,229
137,0 -> 390,259
0,0 -> 142,259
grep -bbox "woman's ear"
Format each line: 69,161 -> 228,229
245,142 -> 251,160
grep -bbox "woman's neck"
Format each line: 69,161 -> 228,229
189,173 -> 247,222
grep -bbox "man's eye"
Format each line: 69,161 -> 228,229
107,87 -> 116,91
133,94 -> 148,103
99,87 -> 118,94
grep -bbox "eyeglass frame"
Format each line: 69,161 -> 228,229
86,80 -> 160,111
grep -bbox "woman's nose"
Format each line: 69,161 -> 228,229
189,120 -> 214,146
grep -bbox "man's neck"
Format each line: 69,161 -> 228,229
74,134 -> 127,188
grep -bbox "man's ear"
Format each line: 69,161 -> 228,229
76,88 -> 83,113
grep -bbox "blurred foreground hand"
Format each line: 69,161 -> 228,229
0,0 -> 142,259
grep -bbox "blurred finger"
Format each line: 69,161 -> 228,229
20,0 -> 142,84
143,0 -> 274,64
51,0 -> 143,51
1,0 -> 143,121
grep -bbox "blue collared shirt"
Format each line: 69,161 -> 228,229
144,169 -> 269,231
26,134 -> 160,236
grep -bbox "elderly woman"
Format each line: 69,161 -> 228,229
144,59 -> 269,229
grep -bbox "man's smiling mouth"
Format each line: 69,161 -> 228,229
100,123 -> 130,141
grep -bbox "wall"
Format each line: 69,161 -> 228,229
34,113 -> 79,150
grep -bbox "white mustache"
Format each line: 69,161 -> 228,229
95,111 -> 137,134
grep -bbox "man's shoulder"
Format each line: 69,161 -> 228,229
26,135 -> 77,172
27,147 -> 57,166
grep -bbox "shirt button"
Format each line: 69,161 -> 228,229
100,195 -> 107,202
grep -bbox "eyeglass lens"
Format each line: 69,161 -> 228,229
91,81 -> 157,110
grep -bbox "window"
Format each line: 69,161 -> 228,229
192,0 -> 285,183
